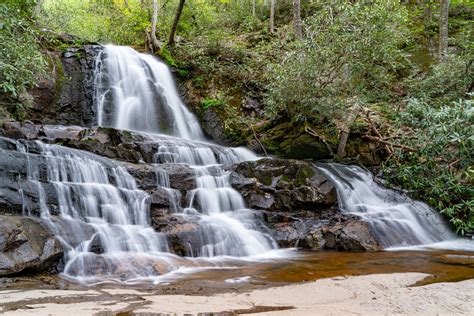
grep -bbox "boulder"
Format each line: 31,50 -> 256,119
321,220 -> 382,251
230,158 -> 336,212
0,215 -> 63,276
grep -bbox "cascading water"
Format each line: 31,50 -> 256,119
94,45 -> 204,139
94,44 -> 278,261
7,44 -> 471,284
1,45 -> 279,284
15,140 -> 176,282
317,163 -> 473,251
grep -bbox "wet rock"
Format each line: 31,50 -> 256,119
322,220 -> 382,251
150,211 -> 201,256
27,45 -> 103,126
230,158 -> 336,212
0,215 -> 63,276
230,158 -> 381,252
201,108 -> 228,145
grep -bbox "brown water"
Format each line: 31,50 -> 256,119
183,250 -> 474,287
1,250 -> 473,294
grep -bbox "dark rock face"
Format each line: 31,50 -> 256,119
201,108 -> 228,145
321,220 -> 381,251
28,45 -> 103,126
230,158 -> 336,212
0,215 -> 63,276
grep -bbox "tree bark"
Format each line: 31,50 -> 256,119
336,98 -> 359,158
168,0 -> 186,46
293,0 -> 302,40
252,0 -> 256,18
439,0 -> 449,62
150,0 -> 162,52
270,0 -> 276,34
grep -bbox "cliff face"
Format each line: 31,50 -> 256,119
27,44 -> 103,126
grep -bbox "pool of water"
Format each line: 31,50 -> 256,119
2,249 -> 472,294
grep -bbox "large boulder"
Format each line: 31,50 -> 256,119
321,220 -> 382,251
0,215 -> 63,276
230,158 -> 336,212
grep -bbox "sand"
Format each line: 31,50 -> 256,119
0,273 -> 472,315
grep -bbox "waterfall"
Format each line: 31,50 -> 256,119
6,44 -> 471,284
318,163 -> 473,250
0,45 -> 279,283
95,45 -> 204,139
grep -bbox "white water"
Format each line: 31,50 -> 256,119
95,45 -> 204,139
11,137 -> 284,284
12,44 -> 280,283
318,163 -> 473,251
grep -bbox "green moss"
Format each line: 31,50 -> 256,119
160,47 -> 178,68
120,129 -> 133,140
294,165 -> 315,186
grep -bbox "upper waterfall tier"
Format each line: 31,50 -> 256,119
95,45 -> 204,139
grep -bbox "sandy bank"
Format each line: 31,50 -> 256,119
0,273 -> 472,315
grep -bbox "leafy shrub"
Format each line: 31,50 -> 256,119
40,0 -> 150,46
0,1 -> 47,119
405,56 -> 473,106
201,97 -> 224,110
386,97 -> 473,234
265,1 -> 411,123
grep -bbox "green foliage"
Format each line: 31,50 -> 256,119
40,0 -> 150,46
0,1 -> 47,119
265,1 -> 411,123
159,47 -> 178,67
406,56 -> 473,105
201,97 -> 224,110
387,97 -> 473,234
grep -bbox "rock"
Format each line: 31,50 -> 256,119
345,136 -> 388,167
201,108 -> 228,145
250,193 -> 275,209
322,220 -> 382,251
27,45 -> 103,126
230,158 -> 337,212
0,215 -> 63,276
230,158 -> 381,252
150,211 -> 202,256
285,134 -> 332,161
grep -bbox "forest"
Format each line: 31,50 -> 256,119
1,0 -> 471,234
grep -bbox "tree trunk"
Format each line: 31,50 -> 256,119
336,98 -> 359,158
168,0 -> 186,46
293,0 -> 302,40
252,0 -> 256,18
439,0 -> 449,62
270,0 -> 276,34
150,0 -> 162,52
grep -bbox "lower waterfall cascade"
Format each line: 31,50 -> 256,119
2,44 -> 472,284
318,163 -> 473,251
